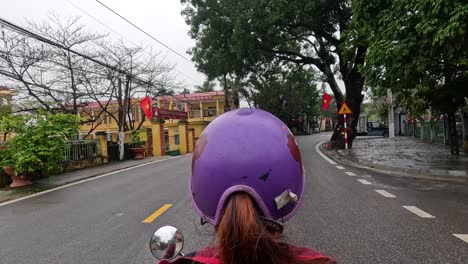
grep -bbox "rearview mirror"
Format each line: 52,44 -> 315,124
149,226 -> 184,260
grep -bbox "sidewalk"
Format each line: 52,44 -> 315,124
323,136 -> 468,182
0,156 -> 172,204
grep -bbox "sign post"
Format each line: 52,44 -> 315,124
343,114 -> 348,149
154,108 -> 188,120
338,102 -> 353,149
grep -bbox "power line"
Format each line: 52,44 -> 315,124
66,0 -> 139,48
95,0 -> 193,64
0,18 -> 199,106
67,0 -> 201,85
1,17 -> 170,89
1,54 -> 198,100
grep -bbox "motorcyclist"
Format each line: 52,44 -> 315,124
163,240 -> 176,260
160,108 -> 335,264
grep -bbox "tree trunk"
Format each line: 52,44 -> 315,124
122,77 -> 131,131
232,77 -> 240,109
330,73 -> 365,149
223,73 -> 231,111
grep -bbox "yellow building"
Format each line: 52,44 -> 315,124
78,91 -> 226,156
0,86 -> 16,108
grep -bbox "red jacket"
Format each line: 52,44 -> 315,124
159,244 -> 334,264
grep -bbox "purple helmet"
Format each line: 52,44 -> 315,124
190,108 -> 305,226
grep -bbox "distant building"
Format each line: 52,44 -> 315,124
0,86 -> 17,109
78,91 -> 226,153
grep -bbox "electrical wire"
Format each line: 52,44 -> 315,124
65,0 -> 202,84
0,18 -> 213,108
95,0 -> 193,64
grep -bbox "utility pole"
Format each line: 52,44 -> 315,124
119,54 -> 133,160
318,84 -> 325,132
118,77 -> 125,160
387,89 -> 395,138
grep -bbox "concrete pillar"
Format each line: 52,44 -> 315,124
95,132 -> 108,164
216,99 -> 220,116
178,120 -> 189,154
199,101 -> 203,121
188,128 -> 195,153
151,117 -> 166,156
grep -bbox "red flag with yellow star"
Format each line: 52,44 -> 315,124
140,96 -> 154,119
322,93 -> 332,110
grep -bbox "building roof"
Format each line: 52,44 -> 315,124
79,91 -> 225,109
0,86 -> 17,96
157,91 -> 224,102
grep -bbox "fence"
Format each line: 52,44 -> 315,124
62,140 -> 98,163
405,119 -> 463,147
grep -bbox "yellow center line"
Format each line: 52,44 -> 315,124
142,204 -> 173,223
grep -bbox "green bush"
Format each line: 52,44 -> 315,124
0,111 -> 80,176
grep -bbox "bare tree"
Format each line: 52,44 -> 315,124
0,29 -> 57,111
0,14 -> 175,135
26,13 -> 108,114
96,40 -> 174,131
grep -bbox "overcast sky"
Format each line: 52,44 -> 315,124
1,0 -> 205,91
1,0 -> 345,98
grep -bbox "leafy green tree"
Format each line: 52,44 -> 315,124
0,114 -> 25,142
0,111 -> 80,176
182,0 -> 367,148
354,0 -> 468,154
361,93 -> 389,122
180,88 -> 191,95
195,80 -> 216,92
247,62 -> 320,132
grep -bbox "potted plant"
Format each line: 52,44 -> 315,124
0,111 -> 79,187
0,146 -> 32,187
130,130 -> 146,159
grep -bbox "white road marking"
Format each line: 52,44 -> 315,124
345,171 -> 357,176
0,157 -> 180,208
315,141 -> 337,165
357,179 -> 372,185
453,234 -> 468,243
375,190 -> 396,198
402,206 -> 435,218
336,166 -> 345,170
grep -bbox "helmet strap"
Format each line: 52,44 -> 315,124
260,216 -> 284,234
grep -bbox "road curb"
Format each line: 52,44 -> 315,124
319,142 -> 468,184
0,156 -> 183,206
38,157 -> 177,187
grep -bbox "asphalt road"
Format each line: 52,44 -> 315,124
1,133 -> 467,264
